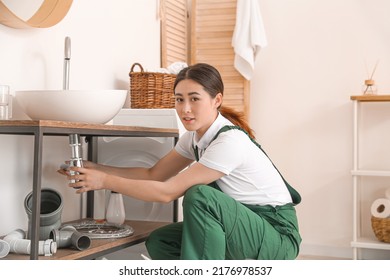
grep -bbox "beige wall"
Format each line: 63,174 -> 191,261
251,0 -> 390,258
0,0 -> 161,235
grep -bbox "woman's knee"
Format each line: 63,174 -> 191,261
183,184 -> 215,206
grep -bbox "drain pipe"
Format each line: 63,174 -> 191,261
50,225 -> 91,251
2,229 -> 57,257
24,188 -> 64,240
69,134 -> 84,190
0,239 -> 10,258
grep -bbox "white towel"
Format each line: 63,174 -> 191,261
150,62 -> 188,74
232,0 -> 268,80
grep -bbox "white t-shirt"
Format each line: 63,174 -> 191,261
175,114 -> 293,206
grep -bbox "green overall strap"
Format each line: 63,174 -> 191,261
193,145 -> 200,162
193,140 -> 222,191
211,125 -> 302,205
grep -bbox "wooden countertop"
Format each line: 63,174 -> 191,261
2,220 -> 171,260
0,119 -> 179,137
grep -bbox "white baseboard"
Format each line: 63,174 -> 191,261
299,243 -> 390,260
299,243 -> 353,259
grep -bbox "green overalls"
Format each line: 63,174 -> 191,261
145,126 -> 302,260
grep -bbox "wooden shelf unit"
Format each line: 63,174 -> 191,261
0,120 -> 179,260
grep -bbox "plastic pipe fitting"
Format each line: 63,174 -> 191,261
0,239 -> 10,258
2,229 -> 57,257
24,188 -> 64,240
50,225 -> 91,251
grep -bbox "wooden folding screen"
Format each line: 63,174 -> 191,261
160,0 -> 188,67
161,0 -> 249,116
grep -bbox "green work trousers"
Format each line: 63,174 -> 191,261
145,184 -> 301,260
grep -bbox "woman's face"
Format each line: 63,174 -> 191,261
174,79 -> 222,138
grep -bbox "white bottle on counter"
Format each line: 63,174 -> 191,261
106,191 -> 125,224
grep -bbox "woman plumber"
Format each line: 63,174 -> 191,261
59,63 -> 301,260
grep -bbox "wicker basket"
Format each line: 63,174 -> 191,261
371,216 -> 390,243
129,63 -> 176,109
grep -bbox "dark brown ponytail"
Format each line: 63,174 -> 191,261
219,106 -> 255,139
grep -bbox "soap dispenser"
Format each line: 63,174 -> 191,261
106,191 -> 126,225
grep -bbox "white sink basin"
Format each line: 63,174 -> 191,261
15,90 -> 127,124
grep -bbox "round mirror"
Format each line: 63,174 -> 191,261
0,0 -> 73,28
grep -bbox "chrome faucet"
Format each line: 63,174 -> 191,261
63,36 -> 71,90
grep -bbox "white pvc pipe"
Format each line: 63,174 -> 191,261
3,229 -> 57,257
0,240 -> 10,258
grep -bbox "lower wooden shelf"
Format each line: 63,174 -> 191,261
351,237 -> 390,251
2,220 -> 171,260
